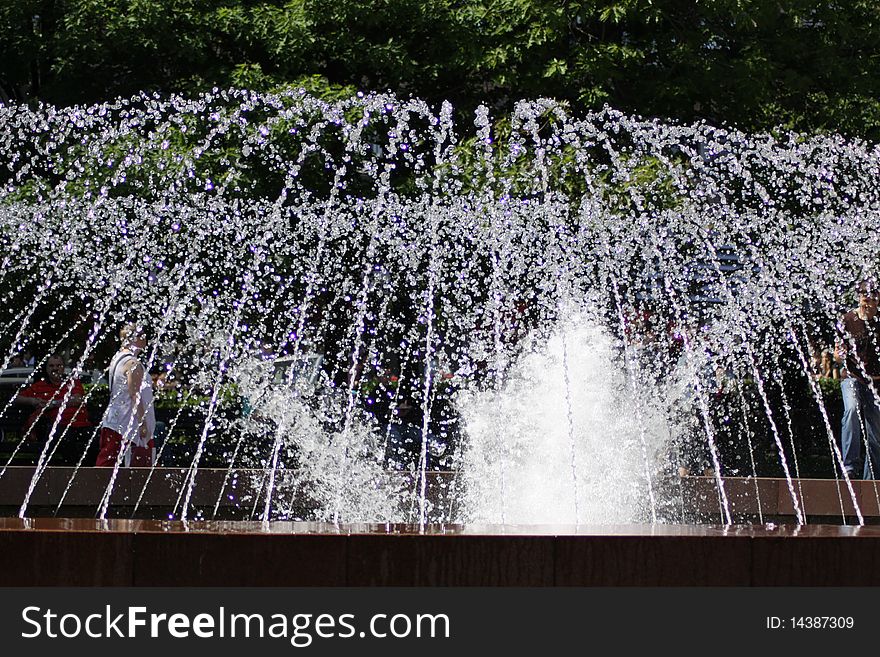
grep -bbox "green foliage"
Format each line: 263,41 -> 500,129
3,1 -> 880,139
817,376 -> 842,404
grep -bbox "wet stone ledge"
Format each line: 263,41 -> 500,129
1,518 -> 880,586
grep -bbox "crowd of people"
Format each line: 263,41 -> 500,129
5,322 -> 447,471
4,278 -> 880,479
635,278 -> 880,482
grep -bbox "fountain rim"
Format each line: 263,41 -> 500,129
2,517 -> 878,537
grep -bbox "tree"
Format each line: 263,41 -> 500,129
1,1 -> 880,139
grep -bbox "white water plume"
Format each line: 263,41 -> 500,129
458,312 -> 667,525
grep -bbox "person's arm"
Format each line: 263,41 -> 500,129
65,380 -> 84,405
14,388 -> 53,409
834,316 -> 847,361
15,394 -> 45,408
833,340 -> 845,364
835,315 -> 855,380
124,360 -> 148,440
56,381 -> 86,413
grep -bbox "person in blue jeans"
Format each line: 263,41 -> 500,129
837,279 -> 880,480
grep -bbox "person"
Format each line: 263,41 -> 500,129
836,279 -> 880,479
151,365 -> 178,393
820,349 -> 839,380
808,340 -> 824,378
20,349 -> 35,367
95,324 -> 156,467
15,354 -> 95,464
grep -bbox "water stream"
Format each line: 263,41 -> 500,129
1,91 -> 879,524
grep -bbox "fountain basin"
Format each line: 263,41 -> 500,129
2,468 -> 880,586
1,517 -> 880,586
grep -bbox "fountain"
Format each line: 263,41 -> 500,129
2,89 -> 880,585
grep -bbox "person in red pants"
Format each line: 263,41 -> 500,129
96,324 -> 156,467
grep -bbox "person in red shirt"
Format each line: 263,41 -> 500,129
16,354 -> 95,464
